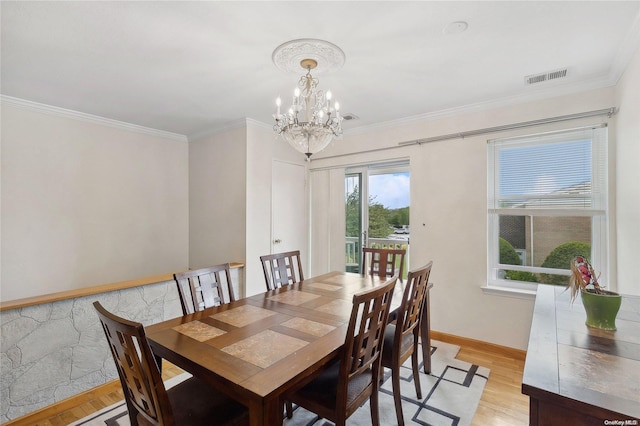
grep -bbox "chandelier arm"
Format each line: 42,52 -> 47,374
324,112 -> 332,127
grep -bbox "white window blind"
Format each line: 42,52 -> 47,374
488,126 -> 607,215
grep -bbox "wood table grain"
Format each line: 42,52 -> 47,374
522,284 -> 640,425
147,271 -> 427,426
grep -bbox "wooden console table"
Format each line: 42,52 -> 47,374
522,284 -> 640,425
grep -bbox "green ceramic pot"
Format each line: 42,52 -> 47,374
580,289 -> 622,330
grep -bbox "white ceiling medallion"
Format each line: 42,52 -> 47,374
272,39 -> 346,75
443,21 -> 469,35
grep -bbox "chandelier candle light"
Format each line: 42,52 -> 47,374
272,39 -> 346,160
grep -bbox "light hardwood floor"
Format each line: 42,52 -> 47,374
26,338 -> 529,426
458,345 -> 529,426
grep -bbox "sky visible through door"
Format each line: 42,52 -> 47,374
369,172 -> 410,209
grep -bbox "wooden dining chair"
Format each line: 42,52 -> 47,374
286,276 -> 398,426
381,261 -> 433,425
362,247 -> 406,279
93,301 -> 248,426
260,250 -> 304,290
174,263 -> 236,315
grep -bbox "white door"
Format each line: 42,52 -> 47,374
271,160 -> 307,261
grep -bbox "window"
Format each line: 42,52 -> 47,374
487,126 -> 608,293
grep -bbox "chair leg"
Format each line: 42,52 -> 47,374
285,401 -> 293,419
370,383 -> 381,426
411,349 -> 422,399
391,366 -> 405,426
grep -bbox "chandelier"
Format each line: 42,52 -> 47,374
272,39 -> 345,160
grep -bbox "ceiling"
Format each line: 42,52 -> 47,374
2,1 -> 639,139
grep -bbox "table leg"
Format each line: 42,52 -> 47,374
154,354 -> 163,373
249,400 -> 264,426
249,397 -> 282,426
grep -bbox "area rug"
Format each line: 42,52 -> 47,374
71,340 -> 489,426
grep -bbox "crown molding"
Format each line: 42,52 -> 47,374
187,117 -> 271,142
245,118 -> 273,131
186,73 -> 620,141
610,11 -> 640,85
239,75 -> 615,140
342,77 -> 618,137
1,95 -> 188,142
187,118 -> 249,141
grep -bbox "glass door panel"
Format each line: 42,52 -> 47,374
345,164 -> 410,276
345,173 -> 363,273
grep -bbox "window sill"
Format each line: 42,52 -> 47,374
481,284 -> 537,300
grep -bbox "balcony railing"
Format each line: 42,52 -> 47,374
346,236 -> 410,277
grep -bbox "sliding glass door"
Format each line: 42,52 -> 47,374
345,163 -> 410,274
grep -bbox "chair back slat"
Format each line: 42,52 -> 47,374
174,263 -> 235,315
362,247 -> 406,279
260,250 -> 304,290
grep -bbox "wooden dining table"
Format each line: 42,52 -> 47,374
146,271 -> 432,426
522,284 -> 640,424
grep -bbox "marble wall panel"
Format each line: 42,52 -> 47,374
0,280 -> 182,422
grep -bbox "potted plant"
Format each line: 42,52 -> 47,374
569,255 -> 621,330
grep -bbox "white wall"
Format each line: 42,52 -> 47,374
614,42 -> 640,296
1,101 -> 189,301
310,87 -> 622,350
188,125 -> 247,271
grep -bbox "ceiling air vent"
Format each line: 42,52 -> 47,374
342,113 -> 359,121
525,68 -> 568,85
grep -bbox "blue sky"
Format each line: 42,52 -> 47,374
369,172 -> 410,209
